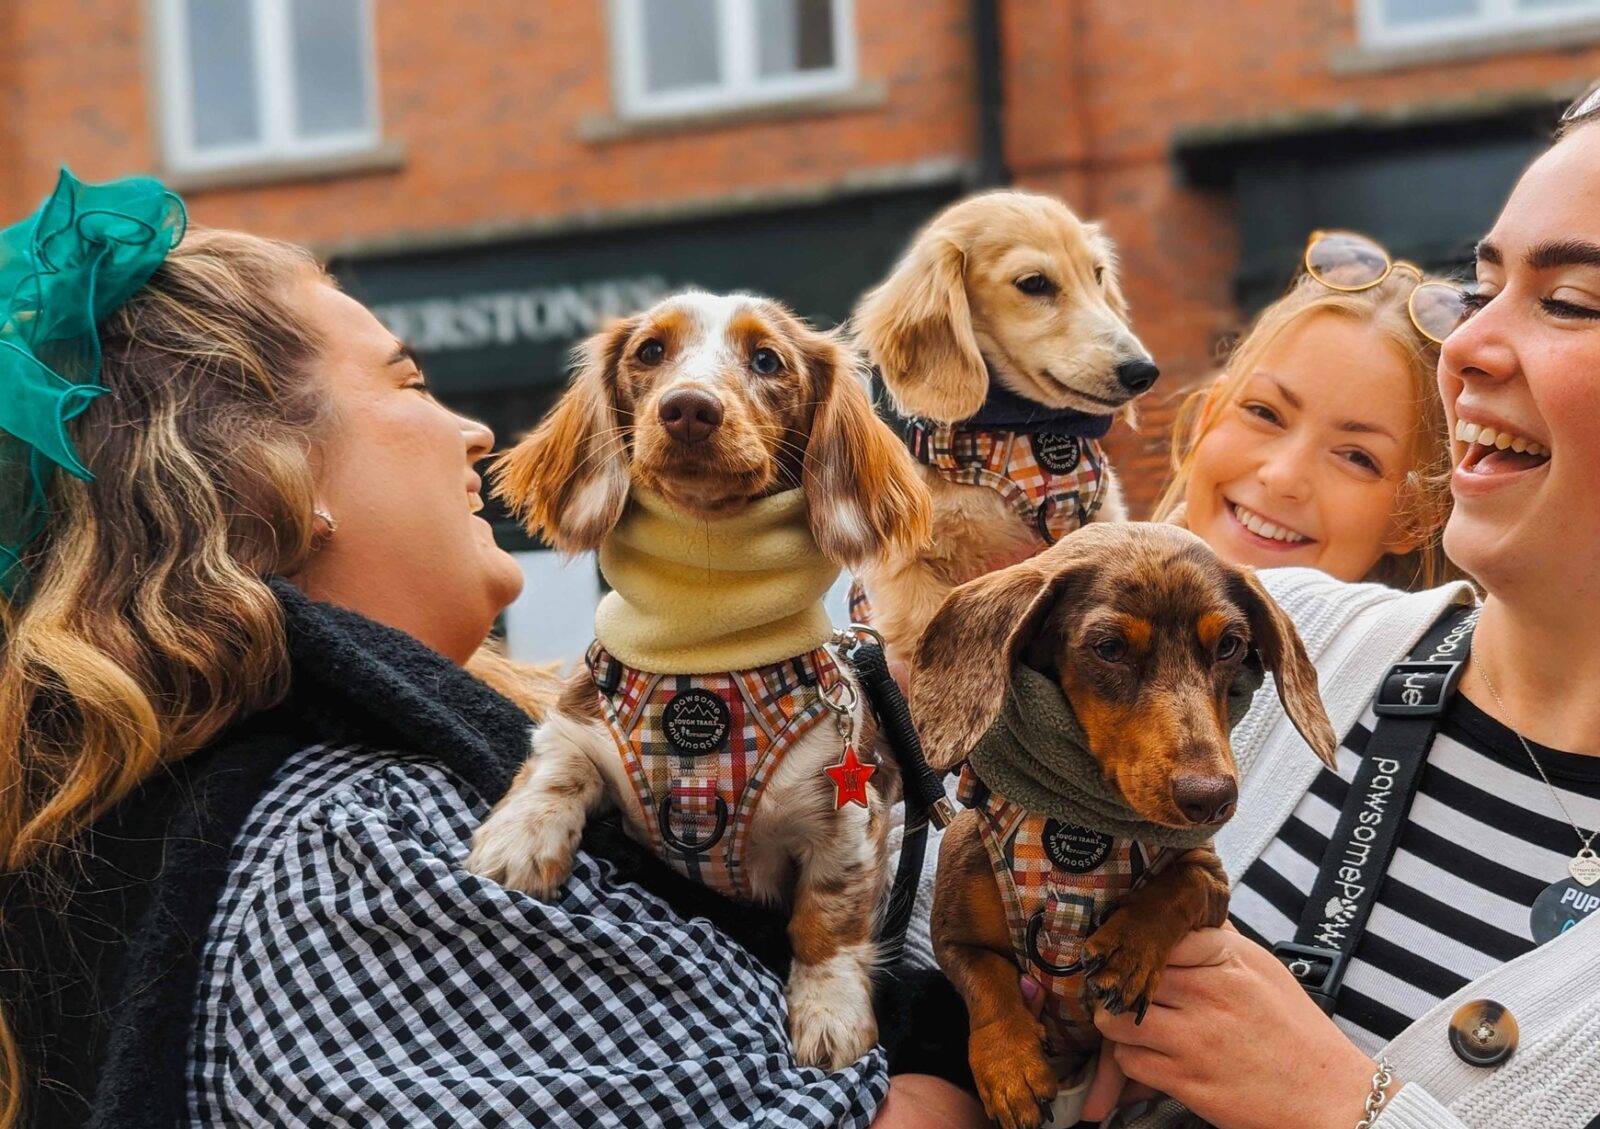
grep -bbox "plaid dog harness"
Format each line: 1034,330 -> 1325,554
957,765 -> 1156,1062
848,423 -> 1108,624
586,642 -> 851,902
909,421 -> 1108,542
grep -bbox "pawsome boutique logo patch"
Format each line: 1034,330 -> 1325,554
663,690 -> 731,755
1041,819 -> 1113,873
1033,434 -> 1082,475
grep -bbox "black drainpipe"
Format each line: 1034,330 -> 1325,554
973,0 -> 1008,186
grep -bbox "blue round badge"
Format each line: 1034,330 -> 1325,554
1530,877 -> 1600,945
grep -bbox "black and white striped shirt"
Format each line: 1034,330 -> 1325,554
1231,691 -> 1600,1055
185,742 -> 886,1128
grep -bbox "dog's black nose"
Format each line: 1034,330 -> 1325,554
1114,359 -> 1160,394
658,389 -> 724,444
1171,774 -> 1238,825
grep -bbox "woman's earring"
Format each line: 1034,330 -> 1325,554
313,506 -> 338,539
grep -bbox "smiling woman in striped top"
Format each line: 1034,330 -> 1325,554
1085,88 -> 1600,1129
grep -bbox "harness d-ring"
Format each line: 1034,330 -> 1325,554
1026,909 -> 1084,976
657,794 -> 728,854
1034,496 -> 1061,545
1034,489 -> 1097,546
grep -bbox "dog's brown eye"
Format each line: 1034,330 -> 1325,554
637,339 -> 665,366
751,347 -> 781,375
1091,637 -> 1127,664
1216,633 -> 1244,662
1094,264 -> 1106,285
1015,274 -> 1055,297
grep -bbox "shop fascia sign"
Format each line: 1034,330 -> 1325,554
371,275 -> 672,353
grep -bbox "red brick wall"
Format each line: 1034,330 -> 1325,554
1004,0 -> 1600,515
2,1 -> 977,244
9,1 -> 1600,517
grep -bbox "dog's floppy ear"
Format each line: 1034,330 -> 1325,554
1085,221 -> 1132,324
910,542 -> 1092,770
1228,566 -> 1338,767
493,318 -> 634,555
852,231 -> 988,422
801,330 -> 933,570
1085,222 -> 1143,430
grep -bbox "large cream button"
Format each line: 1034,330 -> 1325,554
1449,999 -> 1518,1067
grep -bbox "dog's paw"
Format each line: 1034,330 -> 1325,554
785,951 -> 877,1070
1081,911 -> 1173,1021
968,1017 -> 1057,1129
465,800 -> 582,899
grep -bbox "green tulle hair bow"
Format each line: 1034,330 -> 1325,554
0,169 -> 187,598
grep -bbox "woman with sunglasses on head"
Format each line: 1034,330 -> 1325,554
1082,89 -> 1600,1129
0,176 -> 983,1129
1155,232 -> 1467,591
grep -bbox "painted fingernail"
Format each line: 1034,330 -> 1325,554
1020,977 -> 1042,1006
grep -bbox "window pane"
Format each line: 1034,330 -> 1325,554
756,0 -> 836,77
1519,0 -> 1600,11
1381,0 -> 1480,25
184,0 -> 261,150
641,0 -> 721,93
291,0 -> 372,139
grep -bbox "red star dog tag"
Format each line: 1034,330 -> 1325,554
824,745 -> 875,809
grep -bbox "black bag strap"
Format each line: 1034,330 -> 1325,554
1272,601 -> 1478,1013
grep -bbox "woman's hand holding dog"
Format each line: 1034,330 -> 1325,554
1084,925 -> 1388,1129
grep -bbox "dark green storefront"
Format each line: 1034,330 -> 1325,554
1174,92 -> 1567,312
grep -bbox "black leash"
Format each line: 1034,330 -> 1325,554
1273,602 -> 1477,1013
835,626 -> 953,956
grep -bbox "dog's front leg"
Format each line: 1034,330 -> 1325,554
466,714 -> 611,899
783,799 -> 885,1071
1082,844 -> 1229,1018
933,813 -> 1058,1129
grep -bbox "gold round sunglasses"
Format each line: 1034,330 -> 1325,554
1301,229 -> 1469,345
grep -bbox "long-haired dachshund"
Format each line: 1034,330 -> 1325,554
911,524 -> 1336,1128
849,190 -> 1161,672
467,291 -> 932,1069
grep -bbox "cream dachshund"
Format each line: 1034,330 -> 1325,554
849,190 -> 1160,672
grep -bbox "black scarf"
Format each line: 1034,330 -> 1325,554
0,582 -> 958,1128
958,377 -> 1116,438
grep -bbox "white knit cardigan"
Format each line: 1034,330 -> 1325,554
907,567 -> 1600,1129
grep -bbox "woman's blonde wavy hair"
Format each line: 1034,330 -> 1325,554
1153,268 -> 1464,592
0,229 -> 550,1127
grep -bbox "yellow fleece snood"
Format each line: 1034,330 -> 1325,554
593,487 -> 839,674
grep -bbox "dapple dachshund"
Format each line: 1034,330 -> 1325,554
468,291 -> 932,1070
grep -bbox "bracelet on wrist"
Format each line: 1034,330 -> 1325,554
1353,1055 -> 1396,1129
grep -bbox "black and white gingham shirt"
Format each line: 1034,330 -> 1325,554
184,741 -> 887,1128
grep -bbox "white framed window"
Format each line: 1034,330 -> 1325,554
155,0 -> 379,172
610,0 -> 856,119
1360,0 -> 1600,48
